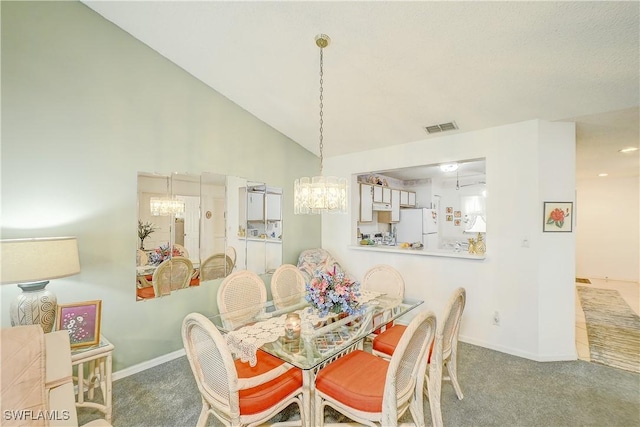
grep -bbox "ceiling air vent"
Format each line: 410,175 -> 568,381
424,121 -> 458,134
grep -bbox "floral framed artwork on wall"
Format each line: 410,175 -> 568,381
543,202 -> 573,232
56,300 -> 102,348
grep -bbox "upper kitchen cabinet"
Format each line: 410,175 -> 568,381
378,188 -> 401,223
400,190 -> 416,207
247,189 -> 265,221
266,191 -> 282,221
360,183 -> 374,222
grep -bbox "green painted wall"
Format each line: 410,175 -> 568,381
1,0 -> 321,370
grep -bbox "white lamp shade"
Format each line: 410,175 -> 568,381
1,237 -> 80,284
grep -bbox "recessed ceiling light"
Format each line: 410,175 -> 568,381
439,163 -> 459,172
598,173 -> 609,177
619,147 -> 639,153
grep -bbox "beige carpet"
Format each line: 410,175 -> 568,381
577,286 -> 640,373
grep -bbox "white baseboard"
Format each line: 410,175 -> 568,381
460,334 -> 577,362
112,348 -> 186,381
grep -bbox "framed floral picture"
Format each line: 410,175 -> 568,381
56,300 -> 102,348
543,202 -> 573,232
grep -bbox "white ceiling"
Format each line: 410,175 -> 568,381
83,1 -> 639,179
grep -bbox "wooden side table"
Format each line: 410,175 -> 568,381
70,335 -> 114,422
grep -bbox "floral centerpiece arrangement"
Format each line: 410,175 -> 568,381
305,266 -> 363,317
138,220 -> 157,250
147,243 -> 182,266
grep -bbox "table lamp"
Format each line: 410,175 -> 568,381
1,237 -> 80,333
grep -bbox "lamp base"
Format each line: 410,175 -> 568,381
10,281 -> 57,333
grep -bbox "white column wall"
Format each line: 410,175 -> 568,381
323,119 -> 577,361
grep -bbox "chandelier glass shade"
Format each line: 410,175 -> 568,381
293,34 -> 348,215
150,197 -> 185,217
294,175 -> 348,214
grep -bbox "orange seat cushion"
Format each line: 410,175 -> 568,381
236,351 -> 302,415
372,324 -> 406,356
373,324 -> 436,363
316,350 -> 389,413
235,350 -> 285,378
137,286 -> 155,299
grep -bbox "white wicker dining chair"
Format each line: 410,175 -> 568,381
216,270 -> 267,330
270,264 -> 306,310
152,256 -> 193,297
314,309 -> 437,427
225,245 -> 237,270
361,264 -> 405,299
372,287 -> 467,427
136,249 -> 148,266
362,264 -> 405,337
200,253 -> 234,281
173,243 -> 189,258
181,313 -> 304,427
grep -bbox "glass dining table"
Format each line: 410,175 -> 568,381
208,291 -> 423,426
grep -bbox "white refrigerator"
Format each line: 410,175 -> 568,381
396,208 -> 439,249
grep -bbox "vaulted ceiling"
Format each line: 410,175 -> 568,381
83,1 -> 639,179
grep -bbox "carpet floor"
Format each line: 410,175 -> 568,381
577,285 -> 640,373
78,341 -> 640,426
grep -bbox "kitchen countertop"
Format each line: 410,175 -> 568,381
349,244 -> 485,260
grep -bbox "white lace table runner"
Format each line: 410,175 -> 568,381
225,290 -> 382,366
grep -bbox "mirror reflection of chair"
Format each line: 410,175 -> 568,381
216,270 -> 267,330
173,244 -> 189,258
314,309 -> 437,426
200,253 -> 234,281
225,246 -> 237,271
271,264 -> 306,310
152,256 -> 194,297
136,249 -> 148,267
181,313 -> 304,427
372,287 -> 467,427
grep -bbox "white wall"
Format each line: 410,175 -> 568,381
576,176 -> 639,282
1,1 -> 321,371
323,120 -> 577,361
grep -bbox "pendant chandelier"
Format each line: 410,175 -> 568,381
294,34 -> 348,215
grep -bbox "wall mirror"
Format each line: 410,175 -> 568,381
356,158 -> 486,251
136,172 -> 282,301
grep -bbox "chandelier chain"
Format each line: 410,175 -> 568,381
319,47 -> 324,174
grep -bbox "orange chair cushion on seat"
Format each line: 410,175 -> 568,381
373,324 -> 436,363
235,350 -> 285,378
372,324 -> 406,356
237,363 -> 302,415
137,286 -> 155,299
315,350 -> 389,413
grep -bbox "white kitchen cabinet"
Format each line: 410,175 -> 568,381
382,187 -> 392,203
266,193 -> 281,220
400,190 -> 409,206
373,185 -> 383,203
408,191 -> 416,207
391,189 -> 401,222
246,240 -> 266,273
266,241 -> 282,273
360,183 -> 374,222
247,192 -> 264,221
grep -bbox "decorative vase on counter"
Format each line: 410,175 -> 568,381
10,281 -> 57,333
